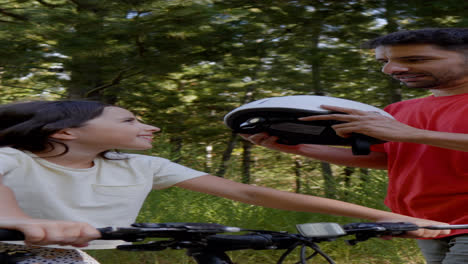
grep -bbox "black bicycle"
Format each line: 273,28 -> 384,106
0,222 -> 465,264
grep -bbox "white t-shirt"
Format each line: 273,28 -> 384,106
0,147 -> 207,249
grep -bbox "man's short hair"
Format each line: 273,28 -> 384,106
362,28 -> 468,53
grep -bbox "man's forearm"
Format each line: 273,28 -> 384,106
294,144 -> 388,169
407,129 -> 468,152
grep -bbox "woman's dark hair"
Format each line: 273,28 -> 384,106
362,28 -> 468,54
0,100 -> 110,156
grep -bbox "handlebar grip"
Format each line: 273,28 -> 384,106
0,229 -> 25,240
423,224 -> 468,230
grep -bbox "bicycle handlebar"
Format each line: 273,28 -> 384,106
0,222 -> 465,264
0,229 -> 24,241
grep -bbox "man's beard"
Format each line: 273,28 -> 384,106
395,70 -> 468,89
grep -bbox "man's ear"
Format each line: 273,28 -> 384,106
49,129 -> 78,140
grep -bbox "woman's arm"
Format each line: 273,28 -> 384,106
176,175 -> 449,238
0,175 -> 99,246
0,182 -> 31,219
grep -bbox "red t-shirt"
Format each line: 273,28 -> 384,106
373,93 -> 468,237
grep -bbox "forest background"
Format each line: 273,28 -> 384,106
1,0 -> 467,263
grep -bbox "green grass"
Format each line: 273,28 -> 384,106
86,187 -> 426,264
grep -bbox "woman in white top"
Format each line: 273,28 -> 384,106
0,100 -> 449,263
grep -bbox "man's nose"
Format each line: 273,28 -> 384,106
382,61 -> 409,75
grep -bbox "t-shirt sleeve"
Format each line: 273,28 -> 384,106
0,148 -> 21,177
149,157 -> 207,189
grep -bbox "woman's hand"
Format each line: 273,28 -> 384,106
0,217 -> 101,247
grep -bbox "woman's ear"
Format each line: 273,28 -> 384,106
49,129 -> 78,140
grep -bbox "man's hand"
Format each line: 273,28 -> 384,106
374,217 -> 451,239
240,133 -> 300,153
298,105 -> 422,142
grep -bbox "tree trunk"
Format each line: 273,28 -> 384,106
342,166 -> 355,198
241,140 -> 253,184
216,61 -> 260,178
359,168 -> 370,186
308,14 -> 335,198
321,162 -> 336,198
294,157 -> 303,193
215,132 -> 240,177
384,0 -> 403,104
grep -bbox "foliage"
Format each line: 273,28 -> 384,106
1,0 -> 466,263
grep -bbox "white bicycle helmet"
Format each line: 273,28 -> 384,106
224,95 -> 393,155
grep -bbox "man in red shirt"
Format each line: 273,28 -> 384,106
243,28 -> 468,264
